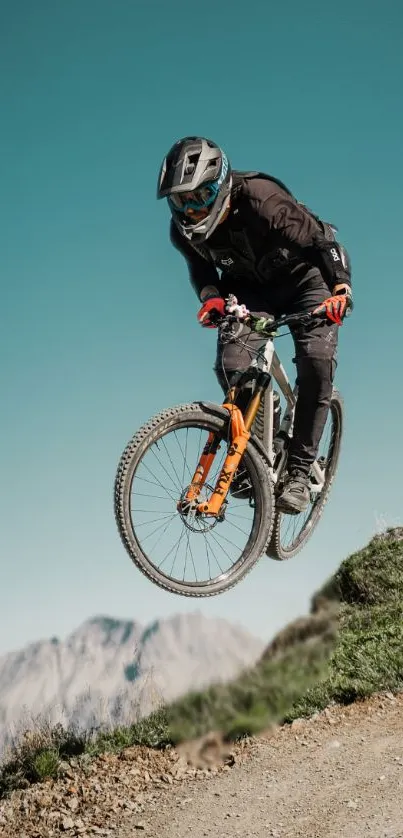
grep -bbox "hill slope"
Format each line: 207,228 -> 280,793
166,526 -> 403,740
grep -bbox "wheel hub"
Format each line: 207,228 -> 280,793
177,483 -> 227,532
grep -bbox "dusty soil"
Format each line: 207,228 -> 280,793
1,693 -> 402,838
122,692 -> 403,838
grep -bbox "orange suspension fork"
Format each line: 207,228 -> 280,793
181,432 -> 221,505
196,403 -> 252,516
196,388 -> 265,516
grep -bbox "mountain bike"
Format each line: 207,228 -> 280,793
114,297 -> 343,596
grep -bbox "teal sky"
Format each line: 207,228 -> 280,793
1,0 -> 402,656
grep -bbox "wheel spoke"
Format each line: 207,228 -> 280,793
184,528 -> 198,581
135,466 -> 178,502
160,435 -> 187,493
137,514 -> 176,538
132,508 -> 174,514
169,528 -> 186,577
210,526 -> 244,553
149,445 -> 183,494
209,530 -> 241,566
147,515 -> 176,556
204,535 -> 224,575
133,492 -> 177,501
226,510 -> 255,521
174,428 -> 195,485
158,530 -> 185,569
225,518 -> 251,538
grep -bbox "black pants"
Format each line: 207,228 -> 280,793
214,269 -> 338,474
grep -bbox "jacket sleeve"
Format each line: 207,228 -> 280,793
253,188 -> 352,291
169,221 -> 221,301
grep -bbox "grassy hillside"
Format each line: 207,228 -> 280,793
287,526 -> 403,720
1,527 -> 402,796
166,527 -> 403,738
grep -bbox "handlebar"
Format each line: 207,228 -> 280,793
249,310 -> 319,334
211,292 -> 352,335
216,307 -> 324,337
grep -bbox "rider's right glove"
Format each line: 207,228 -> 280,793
197,296 -> 226,328
313,284 -> 354,326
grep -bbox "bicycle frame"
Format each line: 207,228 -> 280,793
183,313 -> 327,518
251,340 -> 325,489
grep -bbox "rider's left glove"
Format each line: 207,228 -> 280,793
313,284 -> 354,326
197,296 -> 226,328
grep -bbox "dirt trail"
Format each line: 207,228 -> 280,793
126,693 -> 403,838
1,693 -> 402,837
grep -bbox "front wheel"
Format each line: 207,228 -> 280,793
266,389 -> 343,561
114,402 -> 274,596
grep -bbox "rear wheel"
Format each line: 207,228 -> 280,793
266,390 -> 343,561
114,402 -> 274,596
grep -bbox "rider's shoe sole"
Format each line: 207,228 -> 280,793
275,497 -> 310,515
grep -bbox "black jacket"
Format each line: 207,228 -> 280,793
170,171 -> 351,301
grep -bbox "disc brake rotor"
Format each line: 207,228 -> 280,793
177,483 -> 227,532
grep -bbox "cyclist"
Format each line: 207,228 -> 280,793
157,136 -> 353,514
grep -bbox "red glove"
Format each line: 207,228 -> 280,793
314,288 -> 353,326
197,296 -> 226,328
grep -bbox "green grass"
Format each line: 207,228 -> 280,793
87,706 -> 171,755
166,529 -> 403,736
0,721 -> 89,796
286,530 -> 403,719
1,527 -> 402,798
0,707 -> 172,799
166,609 -> 337,743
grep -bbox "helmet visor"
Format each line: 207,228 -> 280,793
168,181 -> 219,213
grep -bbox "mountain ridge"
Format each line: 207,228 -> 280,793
0,611 -> 265,753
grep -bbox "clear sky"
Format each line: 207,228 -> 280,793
1,0 -> 402,656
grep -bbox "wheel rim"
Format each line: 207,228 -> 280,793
276,401 -> 339,553
128,422 -> 261,588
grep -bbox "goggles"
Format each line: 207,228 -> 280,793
168,181 -> 219,213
